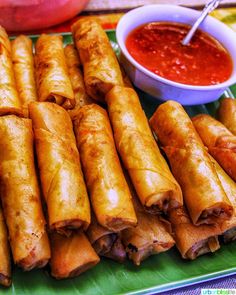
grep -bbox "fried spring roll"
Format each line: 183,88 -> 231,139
29,102 -> 90,234
0,206 -> 11,287
121,190 -> 175,265
50,231 -> 100,279
72,18 -> 123,102
74,104 -> 137,231
0,26 -> 22,116
11,35 -> 38,116
193,114 -> 236,182
222,227 -> 236,243
150,100 -> 233,225
211,156 -> 236,242
106,86 -> 182,214
120,66 -> 133,88
169,207 -> 221,260
0,115 -> 50,270
64,44 -> 93,119
87,214 -> 126,263
35,34 -> 75,109
218,98 -> 236,135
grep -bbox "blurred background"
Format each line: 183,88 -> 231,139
0,0 -> 236,32
86,0 -> 236,10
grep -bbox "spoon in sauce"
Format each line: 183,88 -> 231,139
182,0 -> 223,46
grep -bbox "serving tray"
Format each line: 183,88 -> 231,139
2,31 -> 236,295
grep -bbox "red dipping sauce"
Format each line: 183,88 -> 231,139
126,22 -> 233,86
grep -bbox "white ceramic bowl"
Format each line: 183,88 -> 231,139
116,4 -> 236,105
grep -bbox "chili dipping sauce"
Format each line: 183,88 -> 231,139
126,22 -> 233,86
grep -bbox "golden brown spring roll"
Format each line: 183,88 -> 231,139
64,44 -> 94,119
106,86 -> 182,214
121,189 -> 175,266
0,26 -> 22,116
74,104 -> 137,231
210,156 -> 236,242
50,231 -> 100,279
87,214 -> 126,263
150,100 -> 233,225
0,206 -> 11,287
72,18 -> 123,102
218,98 -> 236,135
193,114 -> 236,182
120,66 -> 133,88
35,34 -> 75,109
169,207 -> 221,260
11,35 -> 38,116
0,115 -> 50,271
29,102 -> 90,234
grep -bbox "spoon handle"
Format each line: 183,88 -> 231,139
182,0 -> 223,46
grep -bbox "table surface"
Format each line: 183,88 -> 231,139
84,0 -> 236,10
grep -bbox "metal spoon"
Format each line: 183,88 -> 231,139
182,0 -> 223,46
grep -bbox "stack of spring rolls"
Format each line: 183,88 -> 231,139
149,100 -> 236,259
0,25 -> 102,285
0,17 -> 236,288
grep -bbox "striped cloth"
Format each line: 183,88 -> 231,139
85,0 -> 236,11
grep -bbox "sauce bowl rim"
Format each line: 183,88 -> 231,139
116,4 -> 236,91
